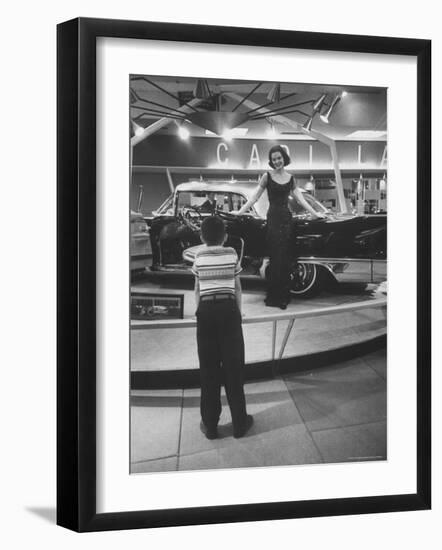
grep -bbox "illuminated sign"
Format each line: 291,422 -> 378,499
133,136 -> 387,170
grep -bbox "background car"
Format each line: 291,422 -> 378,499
146,180 -> 386,297
130,209 -> 150,273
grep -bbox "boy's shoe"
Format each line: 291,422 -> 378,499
233,415 -> 254,439
200,421 -> 218,440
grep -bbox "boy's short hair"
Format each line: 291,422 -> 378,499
201,215 -> 226,245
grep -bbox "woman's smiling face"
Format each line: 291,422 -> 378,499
271,151 -> 284,169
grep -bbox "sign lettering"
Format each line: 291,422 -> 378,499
248,144 -> 261,168
216,142 -> 229,165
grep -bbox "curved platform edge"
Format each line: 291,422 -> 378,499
131,334 -> 386,390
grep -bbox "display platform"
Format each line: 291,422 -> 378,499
130,272 -> 386,388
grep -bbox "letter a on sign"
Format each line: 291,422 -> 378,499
249,144 -> 261,168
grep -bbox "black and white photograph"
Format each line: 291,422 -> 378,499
129,75 -> 388,474
53,13 -> 431,534
1,0 -> 438,543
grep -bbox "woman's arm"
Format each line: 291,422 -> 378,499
236,173 -> 268,214
292,186 -> 325,218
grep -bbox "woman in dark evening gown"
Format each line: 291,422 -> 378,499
235,145 -> 324,309
265,170 -> 294,307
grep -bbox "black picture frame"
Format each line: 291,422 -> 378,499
57,17 -> 431,532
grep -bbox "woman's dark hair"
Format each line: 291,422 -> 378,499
268,145 -> 291,168
201,215 -> 226,245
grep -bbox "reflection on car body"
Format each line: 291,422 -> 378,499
146,180 -> 387,297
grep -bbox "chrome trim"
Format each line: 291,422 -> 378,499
170,249 -> 387,287
297,256 -> 376,263
292,257 -> 386,284
190,252 -> 386,286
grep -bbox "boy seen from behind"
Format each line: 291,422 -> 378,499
192,216 -> 253,440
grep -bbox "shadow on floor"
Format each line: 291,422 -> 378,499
26,506 -> 56,524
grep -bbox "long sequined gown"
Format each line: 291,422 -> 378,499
265,173 -> 294,305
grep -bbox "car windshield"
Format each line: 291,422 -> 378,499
176,191 -> 248,213
289,191 -> 327,215
152,195 -> 174,216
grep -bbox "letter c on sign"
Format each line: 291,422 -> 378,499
217,142 -> 229,165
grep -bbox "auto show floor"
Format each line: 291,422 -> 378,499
130,347 -> 387,473
131,273 -> 387,372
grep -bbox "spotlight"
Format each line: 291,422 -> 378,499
320,94 -> 341,124
175,120 -> 190,140
312,94 -> 327,113
193,79 -> 211,99
178,125 -> 190,140
131,120 -> 144,137
302,115 -> 314,132
222,129 -> 233,141
267,83 -> 281,103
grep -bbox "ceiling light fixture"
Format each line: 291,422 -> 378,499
130,77 -> 348,137
222,129 -> 234,141
193,79 -> 212,99
266,83 -> 281,103
320,94 -> 341,124
178,126 -> 190,140
174,120 -> 190,140
302,116 -> 314,132
131,120 -> 144,137
312,94 -> 327,113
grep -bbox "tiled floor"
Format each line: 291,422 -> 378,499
130,348 -> 387,473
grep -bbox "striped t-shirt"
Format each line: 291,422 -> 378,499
191,245 -> 242,296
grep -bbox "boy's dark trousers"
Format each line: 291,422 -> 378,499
196,297 -> 247,432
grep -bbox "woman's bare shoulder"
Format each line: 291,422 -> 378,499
259,172 -> 269,187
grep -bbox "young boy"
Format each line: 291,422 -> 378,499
192,216 -> 253,440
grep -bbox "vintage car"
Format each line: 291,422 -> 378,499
130,209 -> 150,272
146,180 -> 386,297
